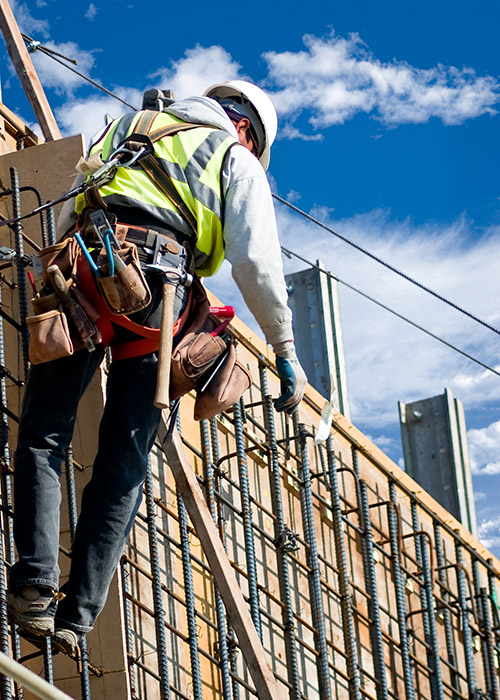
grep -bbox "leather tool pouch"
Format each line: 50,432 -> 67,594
27,307 -> 74,365
194,343 -> 252,421
170,278 -> 251,420
96,241 -> 151,315
27,236 -> 100,363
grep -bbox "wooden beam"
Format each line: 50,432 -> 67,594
0,0 -> 61,141
159,421 -> 286,700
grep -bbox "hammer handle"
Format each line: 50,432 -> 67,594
154,282 -> 176,409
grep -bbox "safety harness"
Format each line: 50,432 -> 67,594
77,111 -> 225,360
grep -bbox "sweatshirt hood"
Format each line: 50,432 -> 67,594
165,96 -> 238,137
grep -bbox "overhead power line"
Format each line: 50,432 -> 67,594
273,193 -> 500,338
282,245 -> 500,379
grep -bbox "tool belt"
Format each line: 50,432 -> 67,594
26,217 -> 251,420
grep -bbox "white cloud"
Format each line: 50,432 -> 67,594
10,0 -> 50,38
208,206 -> 500,437
31,42 -> 97,95
149,45 -> 245,102
468,421 -> 500,475
85,3 -> 97,20
263,33 -> 499,135
478,516 -> 500,550
55,90 -> 142,141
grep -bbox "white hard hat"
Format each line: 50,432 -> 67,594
204,80 -> 277,170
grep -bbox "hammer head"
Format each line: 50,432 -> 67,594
146,238 -> 192,286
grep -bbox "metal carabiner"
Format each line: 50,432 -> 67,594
110,145 -> 149,168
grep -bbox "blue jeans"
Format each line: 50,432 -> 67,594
9,348 -> 162,633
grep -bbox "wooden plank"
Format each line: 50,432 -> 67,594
159,420 -> 286,700
0,0 -> 61,141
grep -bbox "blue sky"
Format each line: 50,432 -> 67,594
1,0 -> 500,557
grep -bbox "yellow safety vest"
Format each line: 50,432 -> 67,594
75,110 -> 238,277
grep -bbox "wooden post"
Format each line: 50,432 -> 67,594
159,420 -> 286,700
0,0 -> 61,141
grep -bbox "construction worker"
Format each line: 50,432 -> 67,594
7,80 -> 307,654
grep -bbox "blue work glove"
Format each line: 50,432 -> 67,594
273,342 -> 307,413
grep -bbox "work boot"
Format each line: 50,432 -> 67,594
53,627 -> 80,657
6,585 -> 57,636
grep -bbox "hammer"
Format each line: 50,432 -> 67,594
154,275 -> 177,409
148,241 -> 192,410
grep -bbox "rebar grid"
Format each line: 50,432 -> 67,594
0,169 -> 497,700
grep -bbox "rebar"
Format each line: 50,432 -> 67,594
326,436 -> 361,700
119,558 -> 138,699
295,420 -> 332,700
9,169 -> 29,379
63,446 -> 90,699
232,400 -> 262,638
410,500 -> 444,700
46,206 -> 56,247
260,367 -> 302,700
177,492 -> 203,700
479,587 -> 499,700
433,522 -> 461,700
200,418 -> 234,700
144,459 -> 171,700
358,477 -> 389,700
454,539 -> 477,696
0,280 -> 13,700
388,481 -> 415,700
64,448 -> 78,550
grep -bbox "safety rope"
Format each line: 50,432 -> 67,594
282,246 -> 500,379
273,193 -> 500,338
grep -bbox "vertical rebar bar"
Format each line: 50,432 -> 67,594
119,557 -> 138,699
232,400 -> 262,638
41,639 -> 53,685
64,448 -> 78,549
410,500 -> 443,700
46,206 -> 56,247
454,538 -> 477,697
0,281 -> 13,700
358,478 -> 389,700
260,367 -> 302,700
388,481 -> 415,700
9,169 -> 29,379
295,420 -> 332,700
200,419 -> 234,700
433,522 -> 461,700
480,587 -> 499,700
325,437 -> 361,700
144,459 -> 170,700
63,446 -> 91,699
177,491 -> 203,700
472,557 -> 492,698
487,559 -> 500,656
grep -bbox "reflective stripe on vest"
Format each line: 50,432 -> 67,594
75,111 -> 237,277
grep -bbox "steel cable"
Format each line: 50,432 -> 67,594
275,193 -> 500,336
282,245 -> 500,379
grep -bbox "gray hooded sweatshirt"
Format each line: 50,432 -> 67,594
59,96 -> 293,350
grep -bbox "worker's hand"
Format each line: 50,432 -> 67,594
273,342 -> 307,413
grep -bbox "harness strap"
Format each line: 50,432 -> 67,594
129,112 -> 229,240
